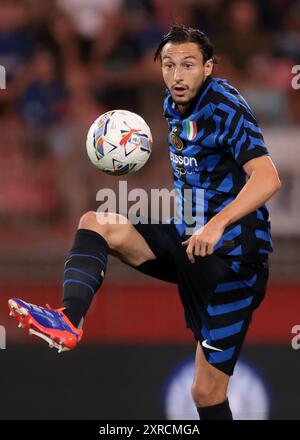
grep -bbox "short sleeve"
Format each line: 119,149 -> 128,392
213,102 -> 269,167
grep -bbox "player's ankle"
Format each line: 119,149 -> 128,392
62,299 -> 88,328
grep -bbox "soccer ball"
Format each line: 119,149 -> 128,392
86,109 -> 152,175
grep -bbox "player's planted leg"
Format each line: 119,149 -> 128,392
191,342 -> 233,420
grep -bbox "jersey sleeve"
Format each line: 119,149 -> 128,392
213,101 -> 269,167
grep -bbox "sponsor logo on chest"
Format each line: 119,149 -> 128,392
170,152 -> 198,167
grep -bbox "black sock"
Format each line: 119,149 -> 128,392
197,399 -> 233,420
62,228 -> 108,327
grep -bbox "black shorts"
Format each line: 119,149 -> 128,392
131,221 -> 269,376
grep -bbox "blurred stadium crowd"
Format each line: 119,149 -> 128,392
0,0 -> 299,276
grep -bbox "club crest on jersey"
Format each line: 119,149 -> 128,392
171,129 -> 184,151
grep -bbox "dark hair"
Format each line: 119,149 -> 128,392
154,25 -> 217,64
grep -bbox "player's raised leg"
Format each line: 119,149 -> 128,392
191,342 -> 232,420
8,211 -> 156,351
62,210 -> 156,327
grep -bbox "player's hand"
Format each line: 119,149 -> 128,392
182,220 -> 225,263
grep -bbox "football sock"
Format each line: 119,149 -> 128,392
62,228 -> 108,327
197,399 -> 233,420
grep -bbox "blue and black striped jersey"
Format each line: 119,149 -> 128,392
164,76 -> 272,256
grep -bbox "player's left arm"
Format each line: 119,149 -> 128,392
183,155 -> 281,262
222,154 -> 282,226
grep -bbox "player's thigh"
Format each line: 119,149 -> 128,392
79,211 -> 156,266
126,221 -> 182,283
128,253 -> 178,284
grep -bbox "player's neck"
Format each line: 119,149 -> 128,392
177,95 -> 198,117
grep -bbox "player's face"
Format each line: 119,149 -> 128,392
161,42 -> 213,112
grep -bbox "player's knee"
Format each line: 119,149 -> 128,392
104,214 -> 131,251
78,211 -> 129,251
78,211 -> 109,237
191,381 -> 213,406
191,379 -> 226,407
79,211 -> 97,229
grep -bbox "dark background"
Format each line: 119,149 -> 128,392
1,344 -> 299,420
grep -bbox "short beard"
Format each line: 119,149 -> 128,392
172,97 -> 190,105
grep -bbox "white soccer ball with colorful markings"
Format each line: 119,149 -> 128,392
86,110 -> 152,175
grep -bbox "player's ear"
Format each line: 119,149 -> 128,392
204,59 -> 213,78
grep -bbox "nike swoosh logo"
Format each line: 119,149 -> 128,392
202,340 -> 223,352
